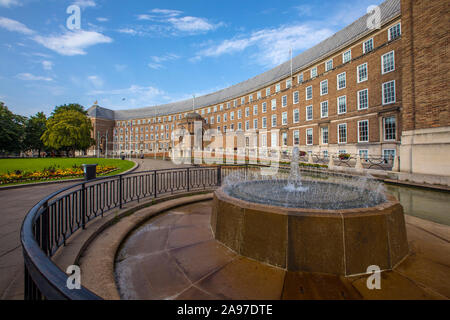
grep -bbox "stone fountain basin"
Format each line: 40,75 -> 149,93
211,186 -> 409,276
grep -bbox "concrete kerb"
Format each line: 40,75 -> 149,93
0,159 -> 139,191
65,191 -> 214,299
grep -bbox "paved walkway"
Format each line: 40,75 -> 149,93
0,159 -> 187,300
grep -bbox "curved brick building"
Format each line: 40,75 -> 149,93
87,0 -> 450,177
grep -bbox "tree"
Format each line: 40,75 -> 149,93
51,103 -> 87,116
0,102 -> 26,154
41,109 -> 95,156
23,112 -> 47,157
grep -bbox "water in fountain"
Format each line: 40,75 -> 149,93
222,148 -> 387,210
284,146 -> 309,193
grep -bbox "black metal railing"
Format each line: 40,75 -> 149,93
21,166 -> 227,300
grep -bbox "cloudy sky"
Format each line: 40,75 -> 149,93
0,0 -> 383,116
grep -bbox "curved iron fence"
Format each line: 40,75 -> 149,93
21,166 -> 236,300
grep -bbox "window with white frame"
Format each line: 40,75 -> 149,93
306,129 -> 313,145
276,83 -> 281,92
245,107 -> 250,117
323,150 -> 329,158
343,49 -> 351,63
272,114 -> 277,127
262,102 -> 267,113
337,72 -> 346,90
321,101 -> 328,118
233,100 -> 237,107
382,51 -> 395,74
359,149 -> 368,160
306,86 -> 312,100
271,99 -> 277,110
261,133 -> 267,147
384,116 -> 396,141
226,102 -> 230,109
217,115 -> 221,123
298,73 -> 304,83
282,132 -> 288,146
282,112 -> 288,125
210,116 -> 214,125
293,109 -> 300,123
213,106 -> 217,112
338,96 -> 347,114
363,38 -> 373,53
326,59 -> 333,71
383,149 -> 396,162
293,91 -> 299,104
358,120 -> 369,142
266,87 -> 271,96
357,63 -> 368,83
306,105 -> 313,121
282,95 -> 287,107
253,105 -> 258,115
245,120 -> 250,131
320,80 -> 328,95
238,122 -> 242,131
293,130 -> 300,145
321,127 -> 329,144
388,23 -> 401,41
223,113 -> 227,122
257,91 -> 261,99
237,110 -> 242,119
338,123 -> 347,143
253,119 -> 258,129
249,95 -> 253,102
382,80 -> 396,104
286,79 -> 292,88
310,67 -> 317,78
358,89 -> 369,110
271,132 -> 278,147
262,117 -> 267,128
230,111 -> 235,120
241,97 -> 245,105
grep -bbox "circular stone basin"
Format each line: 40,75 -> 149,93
212,181 -> 409,276
223,179 -> 385,210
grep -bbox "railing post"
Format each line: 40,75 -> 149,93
41,200 -> 49,256
81,183 -> 86,229
153,171 -> 157,198
119,175 -> 123,209
217,166 -> 222,186
187,167 -> 190,192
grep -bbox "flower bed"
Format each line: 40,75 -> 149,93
0,165 -> 118,185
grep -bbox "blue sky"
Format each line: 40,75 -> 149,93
0,0 -> 384,117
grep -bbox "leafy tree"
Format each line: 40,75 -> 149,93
23,112 -> 47,156
41,109 -> 95,156
51,103 -> 87,116
0,102 -> 26,154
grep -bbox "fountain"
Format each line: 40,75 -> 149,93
211,147 -> 409,276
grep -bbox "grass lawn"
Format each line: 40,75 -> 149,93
0,158 -> 135,186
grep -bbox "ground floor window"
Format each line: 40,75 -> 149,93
306,129 -> 313,145
338,123 -> 347,144
383,149 -> 396,162
293,130 -> 300,145
384,116 -> 396,141
321,127 -> 329,144
359,149 -> 368,160
282,132 -> 288,146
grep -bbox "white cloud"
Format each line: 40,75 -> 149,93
0,17 -> 34,34
16,73 -> 53,81
87,75 -> 103,88
117,28 -> 140,36
195,24 -> 334,68
73,0 -> 96,9
168,16 -> 219,32
33,30 -> 113,56
148,53 -> 180,69
137,14 -> 152,21
42,60 -> 53,70
96,17 -> 109,22
0,0 -> 21,8
150,8 -> 182,17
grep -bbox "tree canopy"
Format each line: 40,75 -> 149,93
51,103 -> 87,116
0,102 -> 26,153
41,108 -> 95,155
23,112 -> 47,155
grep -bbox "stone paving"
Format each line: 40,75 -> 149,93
0,158 -> 185,300
114,200 -> 450,300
